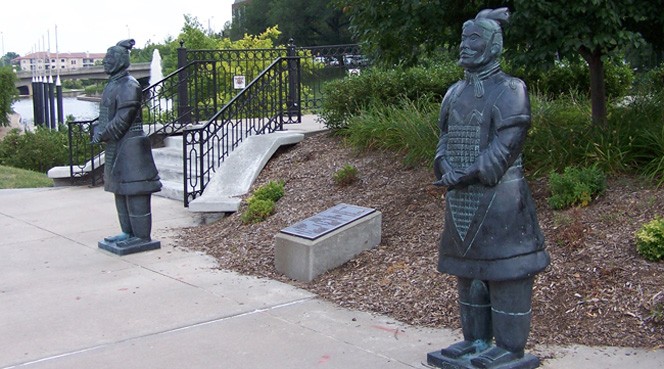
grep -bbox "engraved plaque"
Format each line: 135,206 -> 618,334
280,203 -> 376,240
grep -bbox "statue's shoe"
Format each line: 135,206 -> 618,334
116,237 -> 151,248
439,340 -> 489,359
103,232 -> 131,243
470,346 -> 524,369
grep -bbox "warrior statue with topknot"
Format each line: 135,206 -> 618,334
428,8 -> 549,369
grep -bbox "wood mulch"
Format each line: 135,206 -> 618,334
177,132 -> 664,349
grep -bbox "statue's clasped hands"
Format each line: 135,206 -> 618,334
91,132 -> 103,144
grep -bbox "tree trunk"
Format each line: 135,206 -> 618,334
579,46 -> 607,126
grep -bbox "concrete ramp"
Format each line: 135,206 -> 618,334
188,131 -> 304,213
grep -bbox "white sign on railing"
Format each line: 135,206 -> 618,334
233,75 -> 246,89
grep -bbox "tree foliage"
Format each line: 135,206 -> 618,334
0,66 -> 17,127
509,0 -> 648,125
336,0 -> 511,66
230,0 -> 352,46
1,52 -> 19,67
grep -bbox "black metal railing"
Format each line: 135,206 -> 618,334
183,42 -> 364,114
142,59 -> 218,138
182,56 -> 301,206
68,118 -> 103,186
68,42 -> 366,198
297,44 -> 364,111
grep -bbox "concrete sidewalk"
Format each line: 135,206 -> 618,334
1,186 -> 662,369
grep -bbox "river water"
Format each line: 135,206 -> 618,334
12,96 -> 100,125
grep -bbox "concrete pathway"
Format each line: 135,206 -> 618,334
1,186 -> 663,369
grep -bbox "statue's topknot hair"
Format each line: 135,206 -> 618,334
116,39 -> 136,51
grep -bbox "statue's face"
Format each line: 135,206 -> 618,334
103,48 -> 126,75
459,23 -> 495,71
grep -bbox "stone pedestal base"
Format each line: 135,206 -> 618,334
426,350 -> 540,369
98,239 -> 161,255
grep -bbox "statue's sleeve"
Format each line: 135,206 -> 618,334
433,83 -> 460,180
99,81 -> 141,142
472,78 -> 530,186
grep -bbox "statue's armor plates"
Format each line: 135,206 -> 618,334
447,109 -> 483,242
435,71 -> 549,281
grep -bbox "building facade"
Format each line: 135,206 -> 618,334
12,52 -> 106,73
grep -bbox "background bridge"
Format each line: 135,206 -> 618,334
14,62 -> 151,95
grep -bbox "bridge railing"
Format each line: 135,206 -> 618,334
182,56 -> 301,206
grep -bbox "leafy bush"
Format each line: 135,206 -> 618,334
547,166 -> 607,209
319,61 -> 462,130
0,126 -> 70,172
629,101 -> 664,187
635,217 -> 664,262
241,180 -> 285,224
333,164 -> 359,186
508,57 -> 633,100
240,198 -> 276,224
248,179 -> 285,203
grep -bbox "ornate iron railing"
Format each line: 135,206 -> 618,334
182,56 -> 301,206
183,42 -> 363,114
68,118 -> 103,186
142,60 -> 218,138
67,42 -> 365,199
297,44 -> 364,111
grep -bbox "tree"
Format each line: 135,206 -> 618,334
231,0 -> 352,46
336,0 -> 511,66
268,0 -> 351,45
0,66 -> 17,127
510,0 -> 646,125
1,52 -> 19,67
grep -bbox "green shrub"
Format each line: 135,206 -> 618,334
525,90 -> 662,177
0,126 -> 70,172
525,92 -> 592,175
508,57 -> 633,100
333,164 -> 359,186
343,98 -> 439,167
248,180 -> 285,203
240,198 -> 276,224
547,166 -> 607,209
319,62 -> 462,130
635,217 -> 664,262
619,92 -> 664,186
241,180 -> 285,224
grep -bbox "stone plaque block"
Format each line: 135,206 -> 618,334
275,207 -> 381,282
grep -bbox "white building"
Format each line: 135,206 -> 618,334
12,51 -> 106,72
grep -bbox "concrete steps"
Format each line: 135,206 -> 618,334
152,136 -> 185,202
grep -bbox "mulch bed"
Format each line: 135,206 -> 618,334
177,132 -> 664,348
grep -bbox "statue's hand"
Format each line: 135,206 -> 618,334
433,170 -> 462,188
91,132 -> 103,144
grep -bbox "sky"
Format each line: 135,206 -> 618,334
0,0 -> 234,56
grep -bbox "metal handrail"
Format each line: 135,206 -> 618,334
182,56 -> 301,206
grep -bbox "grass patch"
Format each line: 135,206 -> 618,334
0,165 -> 53,189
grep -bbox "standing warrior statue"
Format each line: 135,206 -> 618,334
93,39 -> 162,255
428,8 -> 550,369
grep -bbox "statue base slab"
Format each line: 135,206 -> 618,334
98,239 -> 161,255
426,350 -> 540,369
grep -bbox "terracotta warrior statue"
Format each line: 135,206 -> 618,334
429,8 -> 550,369
92,39 -> 162,255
